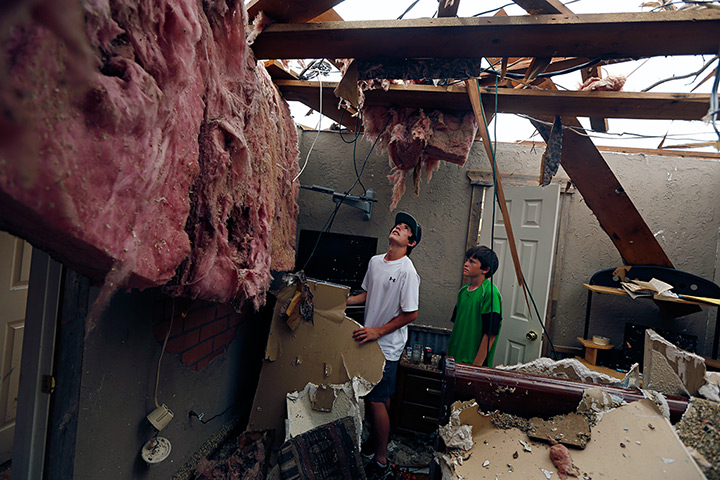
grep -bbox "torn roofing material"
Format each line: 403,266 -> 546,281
247,280 -> 384,438
0,0 -> 299,308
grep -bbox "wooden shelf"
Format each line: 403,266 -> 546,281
577,337 -> 614,366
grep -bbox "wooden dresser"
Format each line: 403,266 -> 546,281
391,360 -> 443,435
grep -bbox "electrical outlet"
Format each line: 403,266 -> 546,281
147,404 -> 174,431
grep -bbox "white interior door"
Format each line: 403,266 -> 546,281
0,232 -> 32,463
479,185 -> 560,366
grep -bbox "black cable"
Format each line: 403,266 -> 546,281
300,116 -> 392,272
337,108 -> 366,194
397,0 -> 421,19
190,402 -> 235,424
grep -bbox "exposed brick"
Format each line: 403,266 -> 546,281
195,349 -> 225,370
200,318 -> 228,342
182,339 -> 213,366
213,326 -> 238,351
216,303 -> 236,318
152,314 -> 185,342
227,312 -> 244,328
182,305 -> 216,332
165,330 -> 200,354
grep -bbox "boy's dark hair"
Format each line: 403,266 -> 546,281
465,245 -> 499,277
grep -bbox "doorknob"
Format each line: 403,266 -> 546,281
526,330 -> 538,341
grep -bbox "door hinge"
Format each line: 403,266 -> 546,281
41,375 -> 56,394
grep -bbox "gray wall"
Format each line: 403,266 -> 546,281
73,286 -> 269,479
296,128 -> 720,357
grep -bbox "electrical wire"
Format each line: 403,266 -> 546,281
475,75 -> 558,360
293,77 -> 323,183
707,45 -> 720,140
154,300 -> 175,409
300,116 -> 392,273
397,0 -> 421,19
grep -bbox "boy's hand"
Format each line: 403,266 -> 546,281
352,327 -> 382,344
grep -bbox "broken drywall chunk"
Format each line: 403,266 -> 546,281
643,329 -> 706,396
311,385 -> 336,412
577,388 -> 626,425
286,381 -> 363,447
528,413 -> 591,449
699,371 -> 720,402
497,357 -> 629,386
248,281 -> 384,443
439,400 -> 480,451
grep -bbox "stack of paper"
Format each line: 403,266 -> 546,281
620,278 -> 677,299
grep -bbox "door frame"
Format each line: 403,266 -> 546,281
12,251 -> 62,480
465,170 -> 575,360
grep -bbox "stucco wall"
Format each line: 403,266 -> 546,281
74,286 -> 269,479
296,128 -> 720,357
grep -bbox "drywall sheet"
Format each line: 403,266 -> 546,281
247,281 -> 384,437
440,399 -> 704,480
643,329 -> 706,396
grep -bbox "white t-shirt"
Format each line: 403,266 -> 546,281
361,254 -> 420,361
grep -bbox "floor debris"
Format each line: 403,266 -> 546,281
675,397 -> 720,480
438,397 -> 705,479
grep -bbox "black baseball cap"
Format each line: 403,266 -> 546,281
394,211 -> 421,245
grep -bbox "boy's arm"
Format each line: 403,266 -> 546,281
352,310 -> 417,344
472,333 -> 497,366
347,291 -> 367,306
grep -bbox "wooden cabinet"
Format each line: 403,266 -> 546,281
391,361 -> 443,435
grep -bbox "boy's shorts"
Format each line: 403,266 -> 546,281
364,360 -> 399,403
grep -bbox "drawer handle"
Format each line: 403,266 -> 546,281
422,415 -> 438,422
425,387 -> 441,396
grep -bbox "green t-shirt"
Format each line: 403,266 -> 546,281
447,279 -> 502,366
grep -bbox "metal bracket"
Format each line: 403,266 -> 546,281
301,185 -> 378,220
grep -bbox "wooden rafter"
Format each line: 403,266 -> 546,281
274,80 -> 712,121
252,11 -> 720,59
246,0 -> 342,23
512,0 -> 574,15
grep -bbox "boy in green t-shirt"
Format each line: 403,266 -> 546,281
447,246 -> 502,366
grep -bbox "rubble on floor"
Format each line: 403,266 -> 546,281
438,391 -> 706,480
497,357 -> 639,388
643,329 -> 712,398
192,430 -> 272,480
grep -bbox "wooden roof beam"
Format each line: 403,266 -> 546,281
252,10 -> 720,60
246,0 -> 342,23
275,80 -> 712,121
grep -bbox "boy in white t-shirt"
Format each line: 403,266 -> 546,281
348,211 -> 421,479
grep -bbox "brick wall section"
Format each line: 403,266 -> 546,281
153,298 -> 246,370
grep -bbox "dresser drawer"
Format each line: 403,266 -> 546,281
402,373 -> 443,407
395,401 -> 441,434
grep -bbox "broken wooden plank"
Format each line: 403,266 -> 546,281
581,65 -> 610,132
275,79 -> 360,131
438,0 -> 460,17
513,0 -> 574,15
275,80 -> 712,120
264,60 -> 299,80
246,0 -> 342,23
252,11 -> 720,60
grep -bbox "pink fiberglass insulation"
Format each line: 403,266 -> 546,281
0,0 -> 299,309
362,106 -> 477,210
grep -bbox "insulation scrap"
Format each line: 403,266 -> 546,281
548,438 -> 580,479
0,0 -> 299,313
540,116 -> 563,187
194,430 -> 272,480
579,74 -> 627,92
363,107 -> 477,209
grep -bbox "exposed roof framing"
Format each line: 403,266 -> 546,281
275,80 -> 712,121
252,10 -> 720,60
246,0 -> 342,23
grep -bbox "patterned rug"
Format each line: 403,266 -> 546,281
279,416 -> 366,480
